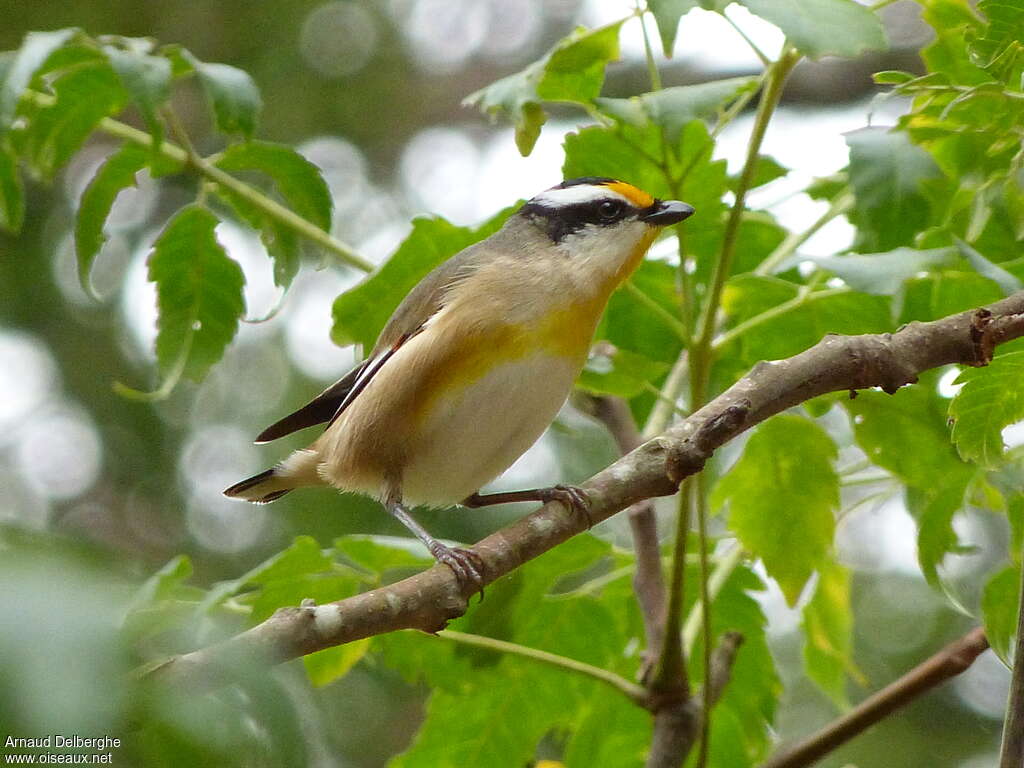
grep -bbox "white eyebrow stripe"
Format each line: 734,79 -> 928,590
531,185 -> 633,207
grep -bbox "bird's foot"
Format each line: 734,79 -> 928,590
539,484 -> 593,529
428,541 -> 485,600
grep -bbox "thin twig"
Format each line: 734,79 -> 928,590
624,280 -> 691,343
712,287 -> 850,351
577,394 -> 668,682
23,89 -> 374,273
435,630 -> 648,706
754,191 -> 854,277
760,627 -> 990,768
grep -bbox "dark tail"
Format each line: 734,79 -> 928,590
223,468 -> 293,504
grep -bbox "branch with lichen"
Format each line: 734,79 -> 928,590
143,292 -> 1024,710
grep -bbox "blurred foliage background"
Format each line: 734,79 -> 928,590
0,1 -> 1020,766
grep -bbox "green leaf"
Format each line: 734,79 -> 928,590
331,206 -> 516,350
596,77 -> 758,144
337,535 -> 432,567
577,346 -> 669,398
719,275 -> 891,366
648,0 -> 700,57
564,692 -> 651,768
738,0 -> 886,59
122,555 -> 204,640
563,122 -> 673,201
0,28 -> 78,133
75,143 -> 149,298
982,565 -> 1020,665
687,564 -> 781,763
128,554 -> 193,612
712,414 -> 839,605
950,351 -> 1024,467
955,237 -> 1023,296
806,171 -> 848,202
808,247 -> 957,295
0,139 -> 24,233
969,0 -> 1024,85
189,57 -> 261,138
846,127 -> 942,252
216,141 -> 331,231
303,638 -> 371,687
735,154 -> 789,191
215,140 -> 332,287
898,271 -> 1004,324
19,60 -> 126,181
802,560 -> 854,708
149,205 -> 246,381
199,536 -> 348,622
463,21 -> 624,156
103,46 -> 171,148
387,538 -> 615,768
600,259 -> 685,365
1010,494 -> 1024,567
845,381 -> 975,585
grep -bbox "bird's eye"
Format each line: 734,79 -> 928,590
598,200 -> 623,220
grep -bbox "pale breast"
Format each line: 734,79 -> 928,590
400,352 -> 579,506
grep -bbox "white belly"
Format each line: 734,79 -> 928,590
400,353 -> 578,506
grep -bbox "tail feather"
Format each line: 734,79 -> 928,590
224,468 -> 294,504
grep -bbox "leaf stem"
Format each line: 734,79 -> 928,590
22,89 -> 374,273
694,474 -> 713,768
682,542 -> 744,655
638,6 -> 663,92
711,286 -> 850,351
754,190 -> 854,277
722,9 -> 771,66
693,47 -> 800,350
624,279 -> 691,342
435,629 -> 649,706
999,554 -> 1024,767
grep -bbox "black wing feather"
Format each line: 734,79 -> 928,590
254,331 -> 420,443
255,362 -> 366,443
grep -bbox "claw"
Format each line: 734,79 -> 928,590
429,542 -> 486,601
542,484 -> 593,528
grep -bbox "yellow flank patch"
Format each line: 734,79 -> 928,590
537,294 -> 607,360
603,180 -> 654,209
410,323 -> 530,424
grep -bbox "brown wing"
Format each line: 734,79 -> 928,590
254,235 -> 506,444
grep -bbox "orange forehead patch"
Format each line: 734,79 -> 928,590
603,181 -> 654,209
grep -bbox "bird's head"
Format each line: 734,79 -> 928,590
519,177 -> 694,282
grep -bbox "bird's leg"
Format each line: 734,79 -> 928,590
462,485 -> 593,528
384,498 -> 485,593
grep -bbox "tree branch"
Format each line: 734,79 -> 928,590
576,392 -> 668,682
760,627 -> 990,768
145,294 -> 1024,696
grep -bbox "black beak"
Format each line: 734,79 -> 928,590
640,200 -> 695,225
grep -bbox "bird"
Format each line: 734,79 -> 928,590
224,177 -> 694,588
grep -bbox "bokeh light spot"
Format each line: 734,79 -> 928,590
300,2 -> 379,78
0,330 -> 59,437
15,407 -> 103,501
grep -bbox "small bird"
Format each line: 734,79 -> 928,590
225,177 -> 694,587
